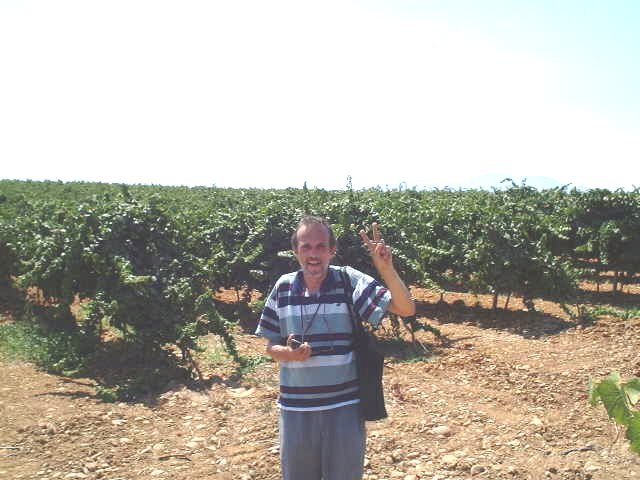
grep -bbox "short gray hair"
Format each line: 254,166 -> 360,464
291,216 -> 336,251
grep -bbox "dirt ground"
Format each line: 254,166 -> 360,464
2,285 -> 640,480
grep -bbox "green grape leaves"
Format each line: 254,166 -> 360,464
624,378 -> 640,406
590,372 -> 640,456
627,412 -> 640,454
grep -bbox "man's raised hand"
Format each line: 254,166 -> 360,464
359,222 -> 393,272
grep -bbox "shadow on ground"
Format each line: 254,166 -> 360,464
414,298 -> 576,339
578,288 -> 640,308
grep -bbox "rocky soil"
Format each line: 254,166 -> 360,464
2,285 -> 640,480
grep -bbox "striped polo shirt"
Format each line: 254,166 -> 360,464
256,265 -> 391,411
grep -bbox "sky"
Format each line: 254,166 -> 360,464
1,0 -> 639,191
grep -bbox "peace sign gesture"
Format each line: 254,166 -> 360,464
359,222 -> 393,273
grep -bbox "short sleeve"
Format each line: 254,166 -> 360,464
344,266 -> 391,328
255,283 -> 282,343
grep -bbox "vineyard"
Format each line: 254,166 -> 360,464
1,179 -> 640,479
2,179 -> 639,338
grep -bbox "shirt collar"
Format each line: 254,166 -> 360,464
292,266 -> 338,295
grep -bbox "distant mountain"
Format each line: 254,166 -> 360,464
455,174 -> 570,191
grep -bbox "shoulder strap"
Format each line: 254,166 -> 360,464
341,267 -> 363,334
341,266 -> 352,304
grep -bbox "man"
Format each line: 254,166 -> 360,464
256,216 -> 415,480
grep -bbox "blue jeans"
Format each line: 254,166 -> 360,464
279,403 -> 366,480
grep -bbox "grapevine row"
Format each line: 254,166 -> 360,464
1,179 -> 639,355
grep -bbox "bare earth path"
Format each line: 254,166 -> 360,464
2,288 -> 640,480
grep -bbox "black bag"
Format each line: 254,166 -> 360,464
341,268 -> 388,421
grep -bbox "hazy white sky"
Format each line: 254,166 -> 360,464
1,0 -> 639,190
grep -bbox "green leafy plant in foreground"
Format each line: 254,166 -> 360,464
589,372 -> 640,455
0,321 -> 89,376
94,384 -> 120,403
203,338 -> 271,376
586,305 -> 640,321
238,354 -> 271,374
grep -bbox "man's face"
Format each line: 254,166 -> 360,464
293,223 -> 336,280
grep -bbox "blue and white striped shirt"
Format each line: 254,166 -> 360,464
256,265 -> 391,411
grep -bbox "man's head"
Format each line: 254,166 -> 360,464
291,216 -> 336,281
291,216 -> 336,251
